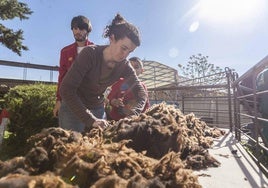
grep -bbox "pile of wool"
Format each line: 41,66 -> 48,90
0,103 -> 224,187
105,102 -> 224,169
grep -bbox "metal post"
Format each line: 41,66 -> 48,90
225,67 -> 233,132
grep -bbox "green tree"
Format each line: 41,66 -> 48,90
178,53 -> 226,84
0,0 -> 32,56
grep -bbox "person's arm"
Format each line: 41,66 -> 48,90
53,101 -> 61,117
57,47 -> 74,101
107,82 -> 118,100
107,80 -> 124,108
54,49 -> 69,117
142,83 -> 150,111
121,65 -> 147,116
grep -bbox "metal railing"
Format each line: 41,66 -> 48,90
147,68 -> 234,130
0,59 -> 59,82
232,55 -> 268,176
0,60 -> 58,96
148,63 -> 268,175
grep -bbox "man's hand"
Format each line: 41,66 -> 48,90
53,101 -> 61,117
111,98 -> 124,108
121,105 -> 134,116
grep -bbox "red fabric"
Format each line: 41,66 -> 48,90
107,78 -> 150,121
0,109 -> 9,125
56,40 -> 93,101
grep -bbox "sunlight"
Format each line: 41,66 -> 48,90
198,0 -> 266,24
189,21 -> 199,32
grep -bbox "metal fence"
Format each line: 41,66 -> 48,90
0,60 -> 58,96
148,67 -> 234,130
232,56 -> 268,175
147,64 -> 268,175
0,59 -> 58,82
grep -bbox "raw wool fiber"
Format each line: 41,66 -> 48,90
0,172 -> 75,188
0,128 -> 201,188
0,102 -> 224,187
105,102 -> 224,168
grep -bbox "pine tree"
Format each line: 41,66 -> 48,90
0,0 -> 32,56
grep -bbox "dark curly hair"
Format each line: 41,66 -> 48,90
103,13 -> 141,46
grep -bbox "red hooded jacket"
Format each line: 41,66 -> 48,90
56,40 -> 93,101
107,78 -> 150,121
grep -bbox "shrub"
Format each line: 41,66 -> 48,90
1,83 -> 58,159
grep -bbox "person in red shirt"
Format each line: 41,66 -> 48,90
106,57 -> 150,121
0,107 -> 10,145
53,15 -> 94,117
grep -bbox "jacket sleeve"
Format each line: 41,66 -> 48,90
142,83 -> 150,111
121,64 -> 147,115
56,51 -> 67,101
56,48 -> 70,101
107,80 -> 122,105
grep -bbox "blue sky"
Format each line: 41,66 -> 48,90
1,0 -> 268,82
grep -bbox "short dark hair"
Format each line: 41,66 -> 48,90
71,15 -> 92,33
129,57 -> 143,68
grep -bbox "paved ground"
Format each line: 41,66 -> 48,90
196,131 -> 268,188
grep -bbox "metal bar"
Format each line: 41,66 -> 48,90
0,60 -> 59,71
232,55 -> 268,86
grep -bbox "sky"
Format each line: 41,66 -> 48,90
1,0 -> 268,82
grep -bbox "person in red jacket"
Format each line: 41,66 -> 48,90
0,107 -> 10,145
53,15 -> 94,117
106,57 -> 150,121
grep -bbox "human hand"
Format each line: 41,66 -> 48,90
111,98 -> 124,108
120,106 -> 133,116
92,119 -> 109,130
53,101 -> 61,117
